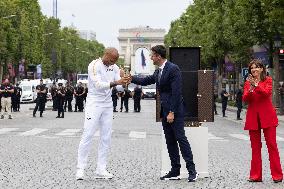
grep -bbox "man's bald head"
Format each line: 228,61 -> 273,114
102,47 -> 119,66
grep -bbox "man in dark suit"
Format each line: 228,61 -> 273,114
129,45 -> 197,182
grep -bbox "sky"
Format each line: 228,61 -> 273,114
38,0 -> 191,48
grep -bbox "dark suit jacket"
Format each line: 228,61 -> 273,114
132,61 -> 184,118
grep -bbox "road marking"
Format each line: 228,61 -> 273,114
229,134 -> 249,141
276,136 -> 284,142
19,128 -> 48,136
37,135 -> 59,139
94,130 -> 114,137
55,129 -> 81,136
208,133 -> 224,140
129,131 -> 146,139
0,128 -> 19,134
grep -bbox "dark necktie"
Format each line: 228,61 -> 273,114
158,68 -> 162,83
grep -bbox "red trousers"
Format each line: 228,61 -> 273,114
249,126 -> 283,180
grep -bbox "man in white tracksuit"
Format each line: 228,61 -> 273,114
76,48 -> 126,180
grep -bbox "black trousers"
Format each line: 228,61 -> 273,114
124,98 -> 129,111
12,97 -> 17,111
57,98 -> 64,117
162,117 -> 196,175
64,97 -> 73,111
134,99 -> 141,112
33,98 -> 45,116
222,101 -> 227,116
52,96 -> 58,110
120,97 -> 124,111
75,96 -> 84,111
16,96 -> 20,111
237,104 -> 242,118
112,98 -> 118,110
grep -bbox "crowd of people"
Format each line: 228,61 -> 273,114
111,85 -> 143,113
0,78 -> 89,119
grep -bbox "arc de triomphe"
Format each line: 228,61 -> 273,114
118,26 -> 166,76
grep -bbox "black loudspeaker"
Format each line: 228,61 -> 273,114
169,47 -> 200,121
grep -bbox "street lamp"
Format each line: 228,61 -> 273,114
273,34 -> 282,111
274,35 -> 282,48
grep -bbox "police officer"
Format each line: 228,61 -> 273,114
119,91 -> 124,112
43,83 -> 48,111
11,83 -> 18,112
64,81 -> 74,112
51,82 -> 58,111
123,88 -> 131,112
111,86 -> 119,112
83,85 -> 88,103
0,79 -> 14,119
33,79 -> 46,117
56,82 -> 66,118
236,85 -> 243,120
221,88 -> 230,117
133,85 -> 143,112
15,83 -> 22,111
74,82 -> 85,112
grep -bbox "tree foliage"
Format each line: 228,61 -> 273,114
165,0 -> 284,68
0,0 -> 105,81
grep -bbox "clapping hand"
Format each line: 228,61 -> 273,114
247,74 -> 258,87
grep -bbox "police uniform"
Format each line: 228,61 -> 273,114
51,83 -> 58,111
33,83 -> 46,117
236,88 -> 243,120
111,87 -> 118,112
56,83 -> 66,118
0,83 -> 14,119
74,84 -> 85,112
221,89 -> 229,117
77,58 -> 121,174
64,84 -> 74,112
133,86 -> 142,112
15,84 -> 22,111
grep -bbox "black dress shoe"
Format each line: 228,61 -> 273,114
273,179 -> 282,183
237,118 -> 242,120
248,178 -> 262,182
188,172 -> 198,182
160,171 -> 180,180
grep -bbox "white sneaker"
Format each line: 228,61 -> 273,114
76,169 -> 84,180
94,169 -> 113,179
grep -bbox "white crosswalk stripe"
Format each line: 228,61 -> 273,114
55,129 -> 81,136
129,131 -> 146,139
208,133 -> 224,140
0,128 -> 19,134
229,134 -> 250,141
94,130 -> 114,137
19,128 -> 48,136
2,127 -> 284,143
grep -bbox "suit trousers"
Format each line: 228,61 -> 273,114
249,126 -> 283,180
162,117 -> 196,175
1,97 -> 11,116
77,99 -> 113,171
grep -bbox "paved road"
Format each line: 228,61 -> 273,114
0,100 -> 284,188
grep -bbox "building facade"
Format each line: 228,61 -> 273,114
118,26 -> 166,76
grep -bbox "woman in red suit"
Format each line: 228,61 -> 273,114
243,59 -> 283,183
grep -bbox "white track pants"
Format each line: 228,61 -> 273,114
77,102 -> 113,171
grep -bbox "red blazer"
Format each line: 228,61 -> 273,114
243,76 -> 278,130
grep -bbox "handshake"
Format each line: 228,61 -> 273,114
116,74 -> 132,86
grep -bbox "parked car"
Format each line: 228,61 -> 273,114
142,84 -> 156,99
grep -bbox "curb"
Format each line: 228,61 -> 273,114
216,103 -> 284,124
